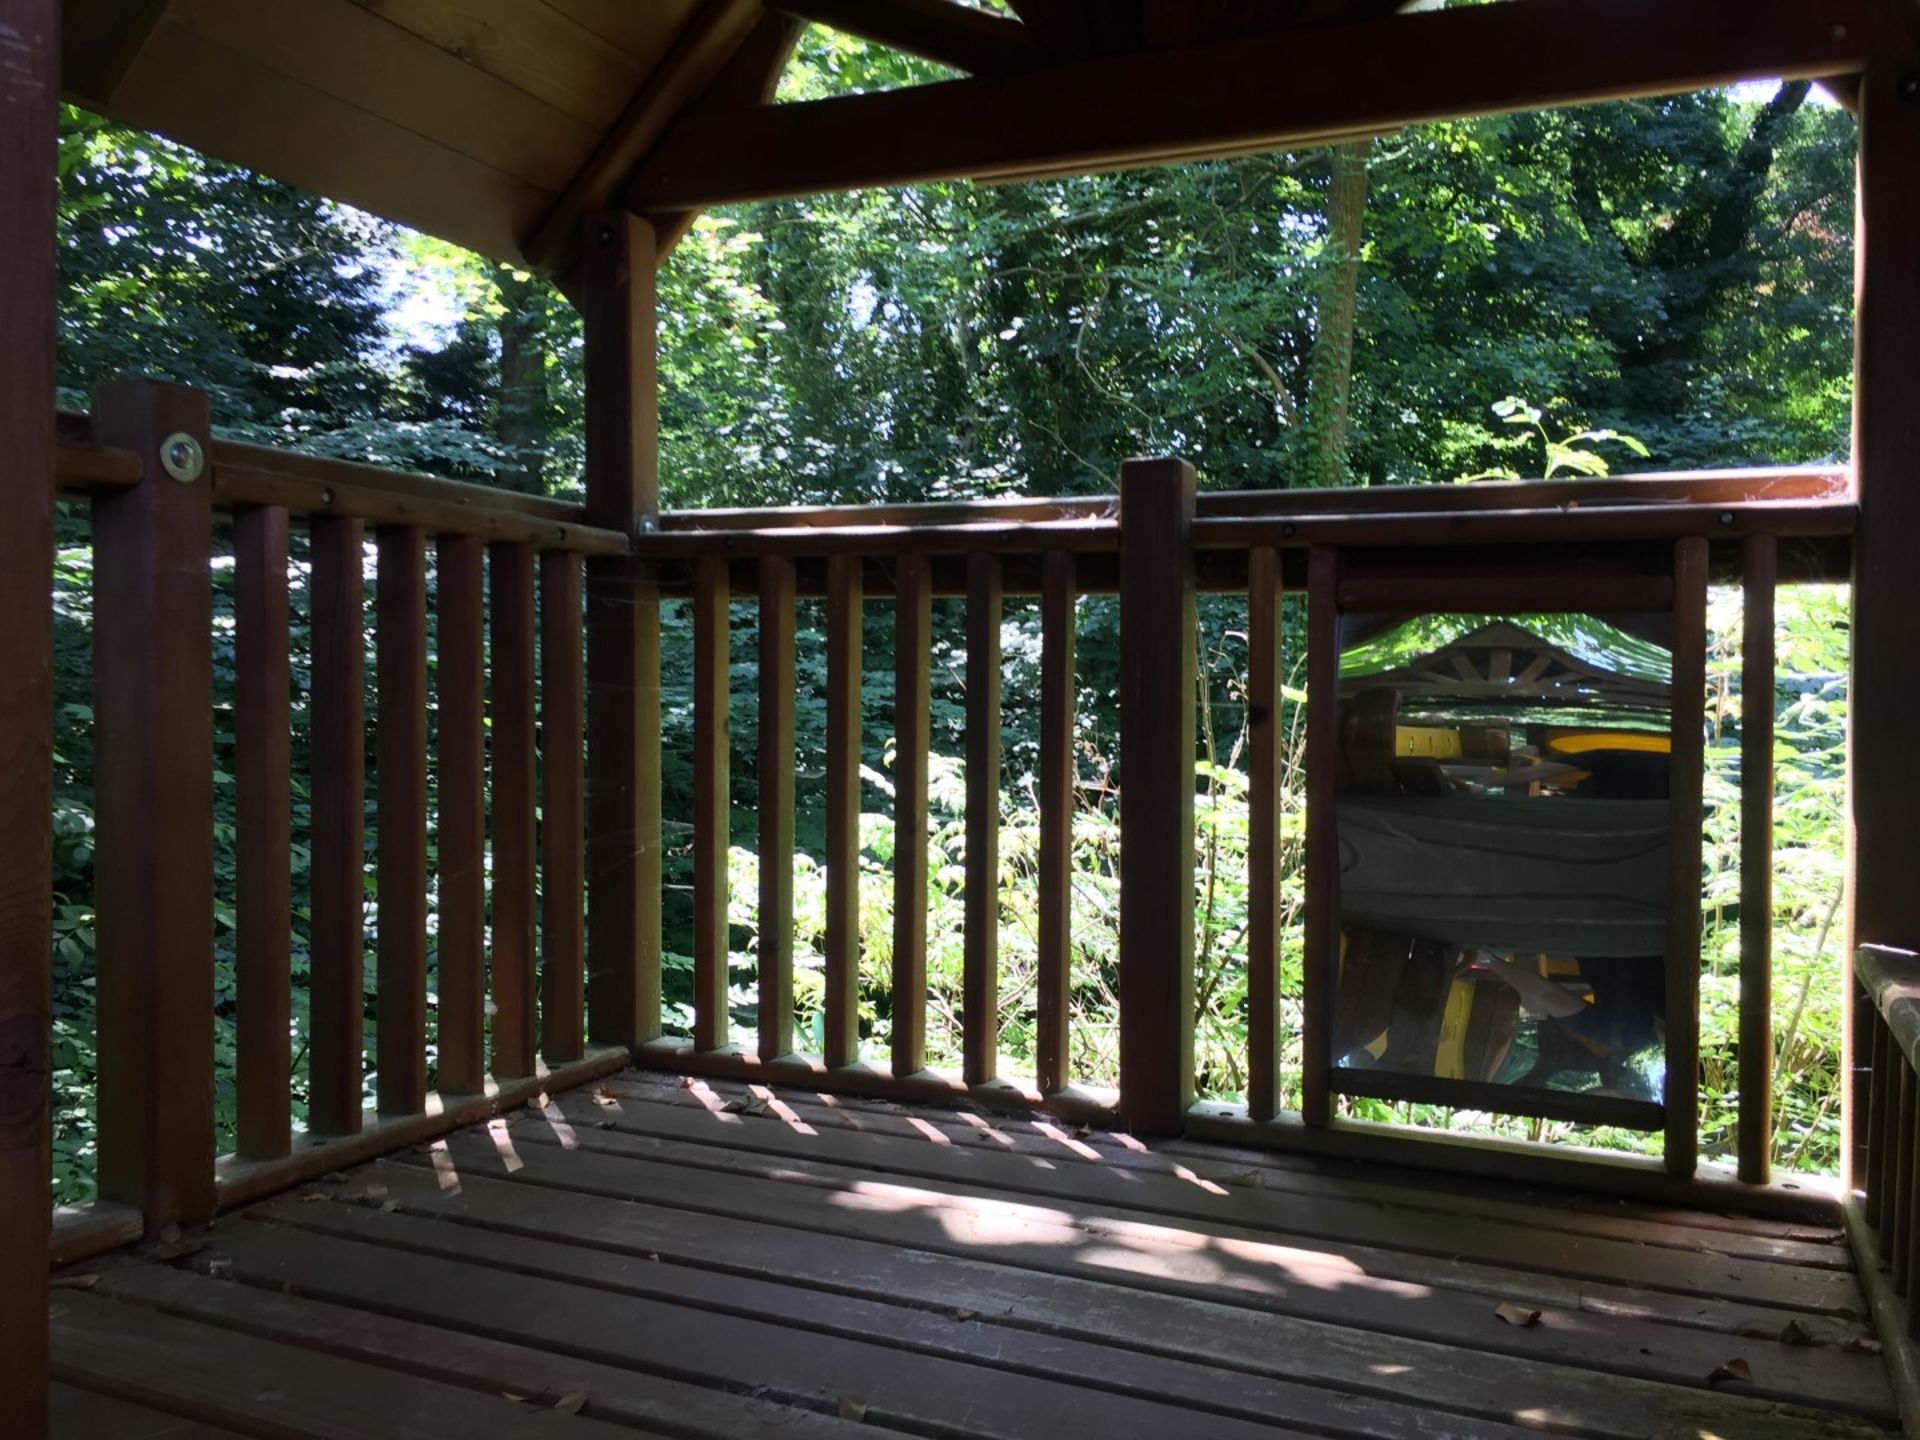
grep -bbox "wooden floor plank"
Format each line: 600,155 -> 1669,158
180,1221 -> 1326,1440
611,1070 -> 1844,1247
52,1383 -> 257,1440
515,1093 -> 1863,1318
85,1264 -> 870,1440
217,1205 -> 1540,1440
263,1171 -> 1894,1429
595,1079 -> 1848,1270
51,1290 -> 646,1439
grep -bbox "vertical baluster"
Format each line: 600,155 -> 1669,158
1908,1094 -> 1920,1333
964,553 -> 1003,1087
1302,546 -> 1342,1128
758,555 -> 797,1061
1037,551 -> 1076,1096
1738,533 -> 1777,1184
489,543 -> 537,1078
1869,1016 -> 1892,1230
1246,545 -> 1284,1123
824,554 -> 864,1068
436,535 -> 486,1095
91,379 -> 216,1229
376,526 -> 428,1116
1117,459 -> 1197,1135
540,550 -> 586,1062
1895,1064 -> 1916,1292
1664,535 -> 1709,1176
692,553 -> 731,1053
234,504 -> 292,1157
309,516 -> 366,1136
893,554 -> 933,1079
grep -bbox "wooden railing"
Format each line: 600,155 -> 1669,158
49,383 -> 1858,1255
50,381 -> 632,1259
636,456 -> 1854,1202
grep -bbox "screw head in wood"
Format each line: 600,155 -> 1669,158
159,431 -> 204,484
1901,74 -> 1920,102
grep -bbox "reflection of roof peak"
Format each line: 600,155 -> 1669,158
1338,612 -> 1673,712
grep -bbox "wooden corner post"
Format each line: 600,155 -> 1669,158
580,212 -> 663,1051
0,0 -> 58,1428
1849,54 -> 1920,1192
1118,458 -> 1197,1135
90,378 -> 217,1232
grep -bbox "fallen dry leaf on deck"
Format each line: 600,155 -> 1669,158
838,1395 -> 869,1421
1707,1358 -> 1753,1386
948,1308 -> 977,1322
1493,1303 -> 1541,1328
552,1392 -> 588,1415
300,1191 -> 329,1203
721,1096 -> 771,1117
379,1200 -> 400,1213
49,1274 -> 100,1291
1843,1336 -> 1884,1356
593,1087 -> 619,1106
1778,1318 -> 1813,1347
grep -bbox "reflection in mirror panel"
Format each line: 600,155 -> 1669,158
1331,612 -> 1673,1120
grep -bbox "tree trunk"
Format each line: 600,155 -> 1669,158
495,267 -> 548,495
1305,139 -> 1370,488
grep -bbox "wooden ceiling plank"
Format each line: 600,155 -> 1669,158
347,0 -> 647,129
111,16 -> 552,262
628,0 -> 1891,210
543,0 -> 703,68
525,0 -> 765,273
773,0 -> 1042,75
1003,0 -> 1113,56
60,0 -> 173,106
168,0 -> 599,191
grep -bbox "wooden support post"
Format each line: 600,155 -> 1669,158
488,543 -> 538,1078
308,517 -> 366,1136
964,553 -> 1003,1087
1739,533 -> 1777,1184
1850,59 -> 1920,1194
1037,551 -> 1075,1096
692,553 -> 731,1054
825,554 -> 864,1068
1246,545 -> 1284,1123
1117,458 -> 1196,1135
581,213 -> 662,1051
1665,535 -> 1709,1177
435,535 -> 486,1095
1302,546 -> 1342,1128
375,526 -> 428,1117
1,0 -> 57,1425
758,556 -> 797,1062
892,554 -> 933,1079
541,551 -> 586,1063
233,504 -> 292,1157
91,379 -> 216,1233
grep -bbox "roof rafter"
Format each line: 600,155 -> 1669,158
628,0 -> 1894,211
525,0 -> 766,273
773,0 -> 1042,74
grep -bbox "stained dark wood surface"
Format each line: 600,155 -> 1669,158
487,543 -> 538,1079
2,1 -> 57,1428
433,534 -> 486,1097
540,551 -> 587,1064
374,526 -> 429,1118
50,1072 -> 1888,1440
757,556 -> 798,1062
233,504 -> 293,1157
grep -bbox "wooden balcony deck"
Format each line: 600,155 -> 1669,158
49,1072 -> 1895,1440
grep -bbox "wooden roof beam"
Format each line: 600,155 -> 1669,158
773,0 -> 1042,74
525,0 -> 765,274
629,0 -> 1894,210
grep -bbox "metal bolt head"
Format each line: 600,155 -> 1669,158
1719,511 -> 1736,527
1901,74 -> 1920,102
1832,23 -> 1848,41
639,516 -> 660,534
159,431 -> 204,484
1281,522 -> 1298,539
